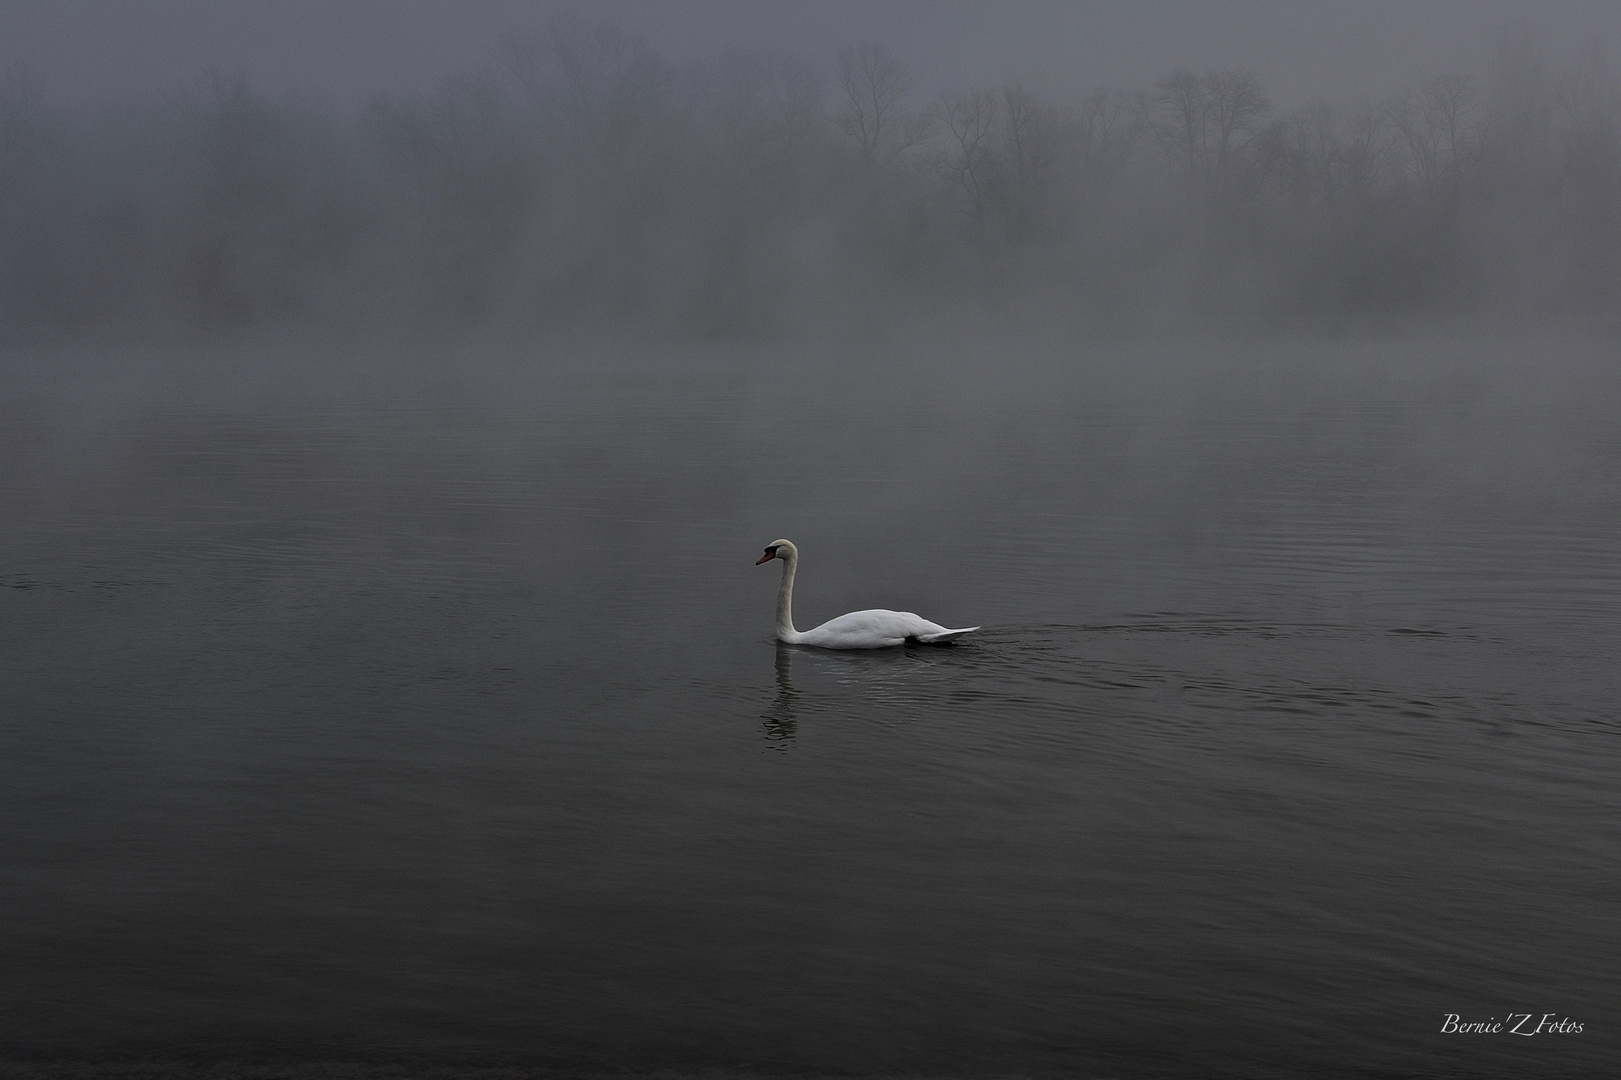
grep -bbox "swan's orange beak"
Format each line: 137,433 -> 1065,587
756,548 -> 776,564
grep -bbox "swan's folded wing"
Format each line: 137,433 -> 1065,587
800,610 -> 979,648
799,609 -> 910,648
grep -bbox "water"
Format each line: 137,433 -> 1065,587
2,331 -> 1618,1079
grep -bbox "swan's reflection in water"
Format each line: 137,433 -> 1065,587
761,640 -> 975,746
758,635 -> 985,745
760,644 -> 798,747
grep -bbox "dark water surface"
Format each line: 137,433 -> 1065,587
2,332 -> 1618,1079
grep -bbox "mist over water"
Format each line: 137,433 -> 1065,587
3,16 -> 1621,342
3,10 -> 1621,1080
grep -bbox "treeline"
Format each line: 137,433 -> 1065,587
2,20 -> 1618,343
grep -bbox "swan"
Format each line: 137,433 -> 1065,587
756,539 -> 979,649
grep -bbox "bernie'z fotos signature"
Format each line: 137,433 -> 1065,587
1442,1013 -> 1583,1036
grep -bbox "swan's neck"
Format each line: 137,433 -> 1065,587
775,551 -> 802,643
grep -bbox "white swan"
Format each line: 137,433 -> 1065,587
756,538 -> 979,649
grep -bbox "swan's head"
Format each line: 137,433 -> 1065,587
756,538 -> 796,565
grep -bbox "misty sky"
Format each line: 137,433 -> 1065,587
6,0 -> 1621,109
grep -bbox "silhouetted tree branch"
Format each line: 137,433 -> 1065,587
833,42 -> 930,173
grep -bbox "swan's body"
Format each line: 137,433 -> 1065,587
756,539 -> 979,649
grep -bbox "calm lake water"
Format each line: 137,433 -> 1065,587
2,330 -> 1618,1079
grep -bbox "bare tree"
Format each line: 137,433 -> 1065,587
931,86 -> 999,233
1337,100 -> 1399,204
999,81 -> 1060,240
833,42 -> 930,173
1388,74 -> 1481,202
1206,69 -> 1271,179
1153,69 -> 1206,179
1152,69 -> 1270,192
1254,103 -> 1335,206
1072,87 -> 1147,186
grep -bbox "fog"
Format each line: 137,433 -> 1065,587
2,11 -> 1619,347
4,8 -> 1621,1079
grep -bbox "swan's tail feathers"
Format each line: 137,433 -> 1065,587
916,626 -> 980,644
